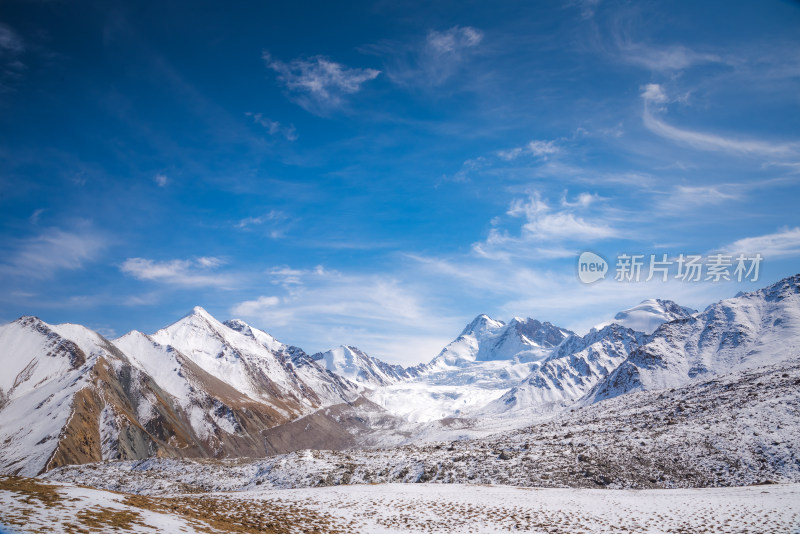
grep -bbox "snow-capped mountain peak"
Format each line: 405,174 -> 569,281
150,308 -> 323,409
460,314 -> 505,337
595,298 -> 697,334
481,323 -> 645,416
431,315 -> 574,367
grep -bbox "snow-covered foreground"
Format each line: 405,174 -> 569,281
2,476 -> 799,533
249,483 -> 800,533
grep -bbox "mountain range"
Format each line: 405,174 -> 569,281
1,274 -> 799,477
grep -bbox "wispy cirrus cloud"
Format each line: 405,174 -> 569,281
0,22 -> 27,93
445,138 -> 560,183
120,256 -> 234,288
0,227 -> 107,278
423,26 -> 483,82
368,26 -> 483,89
641,83 -> 800,159
0,22 -> 24,54
722,227 -> 800,259
497,140 -> 559,161
263,51 -> 380,115
245,112 -> 297,141
29,208 -> 46,224
621,43 -> 725,72
606,13 -> 729,73
230,265 -> 457,363
234,210 -> 291,238
657,184 -> 741,212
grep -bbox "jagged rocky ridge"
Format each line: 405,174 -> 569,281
587,274 -> 800,403
2,274 -> 800,481
430,315 -> 575,367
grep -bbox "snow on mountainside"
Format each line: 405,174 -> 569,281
366,315 -> 575,422
595,298 -> 697,335
150,307 -> 359,413
430,315 -> 573,367
0,309 -> 369,476
151,307 -> 311,412
0,316 -> 234,476
4,274 -> 800,477
0,317 -> 95,476
482,324 -> 645,415
113,331 -> 290,447
222,318 -> 360,406
312,345 -> 419,388
588,274 -> 800,402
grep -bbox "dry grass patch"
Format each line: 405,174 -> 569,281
0,475 -> 64,507
1,475 -> 351,534
72,507 -> 146,532
123,493 -> 352,534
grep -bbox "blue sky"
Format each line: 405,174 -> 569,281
1,1 -> 799,364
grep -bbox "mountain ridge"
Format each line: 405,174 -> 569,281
2,274 -> 799,476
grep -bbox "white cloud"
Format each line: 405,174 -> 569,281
123,292 -> 161,306
446,156 -> 487,183
245,112 -> 297,141
0,227 -> 106,278
658,185 -> 741,211
230,266 -> 458,364
264,51 -> 380,114
93,326 -> 118,339
426,26 -> 483,55
722,227 -> 800,259
640,83 -> 667,104
236,210 -> 284,227
497,140 -> 559,161
232,295 -> 280,315
120,257 -> 233,288
574,0 -> 601,19
642,84 -> 800,158
560,192 -> 598,208
196,256 -> 224,268
153,173 -> 168,187
473,192 -> 619,260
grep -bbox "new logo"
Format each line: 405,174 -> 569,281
577,251 -> 608,284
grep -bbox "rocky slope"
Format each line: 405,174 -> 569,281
46,355 -> 800,492
588,274 -> 800,403
0,310 -> 367,476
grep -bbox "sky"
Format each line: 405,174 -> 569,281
1,1 -> 799,365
